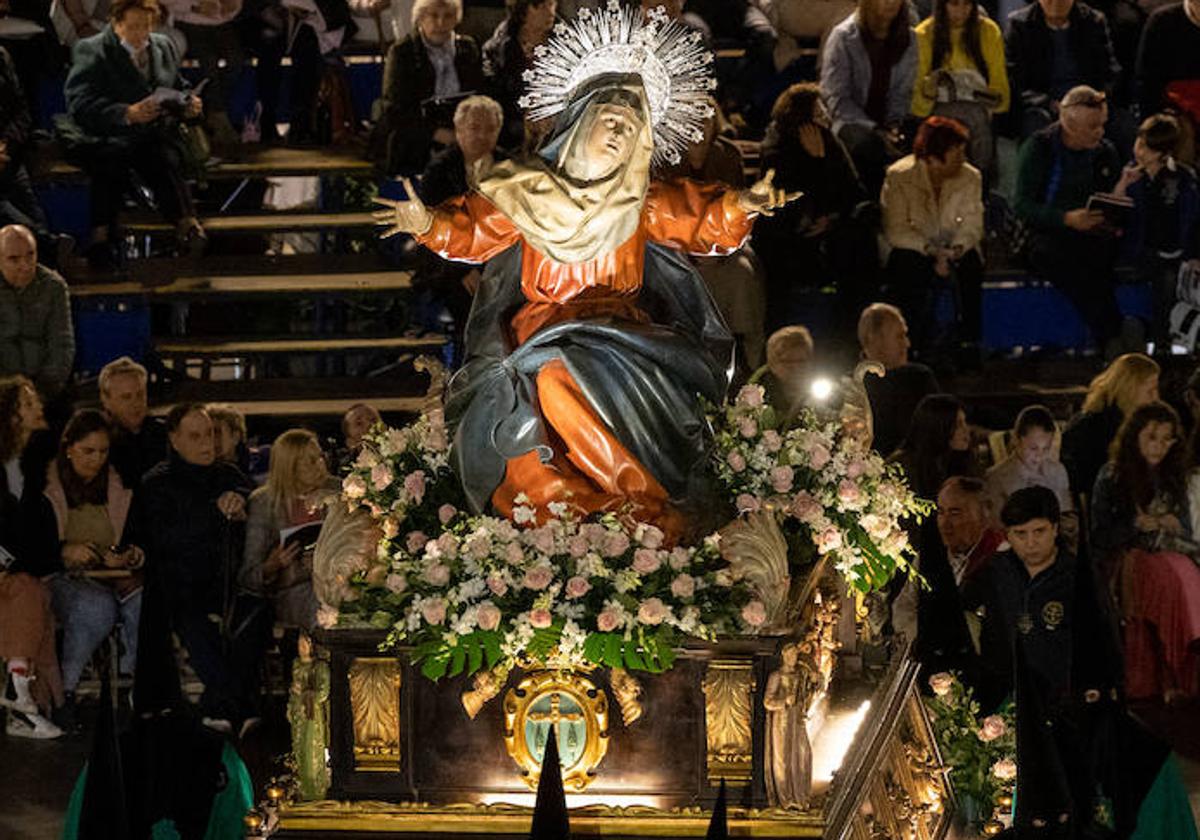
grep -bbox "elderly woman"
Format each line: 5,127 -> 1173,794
881,115 -> 983,363
372,0 -> 484,175
0,376 -> 63,738
240,429 -> 338,630
42,410 -> 144,725
482,0 -> 558,152
63,0 -> 204,271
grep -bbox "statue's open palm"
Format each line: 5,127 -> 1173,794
737,168 -> 802,217
373,177 -> 434,238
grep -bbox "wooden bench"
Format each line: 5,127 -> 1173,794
147,394 -> 426,418
69,270 -> 413,300
42,146 -> 375,182
157,333 -> 445,379
123,210 -> 377,235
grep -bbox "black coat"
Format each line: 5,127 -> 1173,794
0,429 -> 54,576
0,46 -> 33,164
374,33 -> 484,175
481,20 -> 531,152
1059,405 -> 1121,499
1005,1 -> 1120,111
137,451 -> 252,606
109,417 -> 169,491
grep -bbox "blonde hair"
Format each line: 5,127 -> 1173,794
253,429 -> 326,518
856,302 -> 903,348
412,0 -> 462,31
454,94 -> 503,128
99,356 -> 147,397
1081,353 -> 1160,415
766,325 -> 814,368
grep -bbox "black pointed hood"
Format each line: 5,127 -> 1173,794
79,672 -> 130,839
530,725 -> 570,840
706,778 -> 729,840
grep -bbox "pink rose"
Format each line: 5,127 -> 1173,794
726,451 -> 746,473
991,758 -> 1017,781
808,443 -> 831,471
837,479 -> 863,508
670,573 -> 696,599
596,609 -> 620,633
978,715 -> 1007,742
741,600 -> 767,627
567,535 -> 589,557
486,575 -> 509,597
637,597 -> 668,625
422,563 -> 450,587
370,462 -> 394,492
770,465 -> 795,493
565,576 -> 592,599
342,474 -> 367,500
846,459 -> 867,479
406,530 -> 428,554
735,493 -> 761,514
529,608 -> 553,629
438,504 -> 458,525
669,547 -> 690,571
530,527 -> 556,554
738,417 -> 758,439
420,598 -> 447,625
403,470 -> 427,504
816,527 -> 843,554
632,548 -> 662,574
476,601 -> 502,631
761,430 -> 782,453
736,385 -> 764,407
789,491 -> 822,524
929,672 -> 955,696
523,565 -> 554,591
435,532 -> 458,559
637,524 -> 665,549
504,542 -> 525,565
581,523 -> 607,548
385,573 -> 408,594
860,514 -> 890,540
601,530 -> 631,558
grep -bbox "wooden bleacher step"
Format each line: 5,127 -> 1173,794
69,270 -> 413,300
156,334 -> 445,357
148,394 -> 427,418
123,210 -> 377,235
44,146 -> 374,182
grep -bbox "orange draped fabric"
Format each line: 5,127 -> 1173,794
418,179 -> 752,533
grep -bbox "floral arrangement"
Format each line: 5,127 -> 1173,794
708,385 -> 930,593
339,410 -> 466,541
337,501 -> 763,680
924,672 -> 1016,822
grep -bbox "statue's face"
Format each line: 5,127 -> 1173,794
564,102 -> 642,181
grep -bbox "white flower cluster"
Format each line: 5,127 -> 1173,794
711,385 -> 928,591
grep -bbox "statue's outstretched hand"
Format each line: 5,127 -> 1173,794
737,168 -> 802,217
373,177 -> 434,238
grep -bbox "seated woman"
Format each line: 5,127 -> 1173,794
0,376 -> 62,739
881,116 -> 984,364
240,429 -> 339,631
482,0 -> 558,152
755,83 -> 877,336
63,0 -> 204,271
984,404 -> 1077,548
372,0 -> 485,175
1061,352 -> 1160,501
911,0 -> 1009,172
1091,402 -> 1200,702
42,410 -> 144,718
376,13 -> 792,541
889,393 -> 975,500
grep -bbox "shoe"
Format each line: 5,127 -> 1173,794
6,710 -> 64,739
2,671 -> 38,716
201,716 -> 234,735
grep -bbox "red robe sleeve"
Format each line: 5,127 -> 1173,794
415,192 -> 521,263
643,178 -> 754,257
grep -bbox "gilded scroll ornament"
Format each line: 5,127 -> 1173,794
502,670 -> 609,791
349,657 -> 402,772
609,667 -> 644,727
702,659 -> 756,784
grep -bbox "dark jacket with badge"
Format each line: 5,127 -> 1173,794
1005,0 -> 1120,112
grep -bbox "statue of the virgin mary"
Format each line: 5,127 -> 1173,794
375,2 -> 795,542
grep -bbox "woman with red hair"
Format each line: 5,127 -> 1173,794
880,115 -> 984,366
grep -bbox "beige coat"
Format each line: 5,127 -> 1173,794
880,154 -> 983,260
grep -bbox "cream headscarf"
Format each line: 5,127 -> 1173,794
476,75 -> 656,266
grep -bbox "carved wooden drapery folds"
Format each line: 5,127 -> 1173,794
349,657 -> 402,772
701,658 -> 757,785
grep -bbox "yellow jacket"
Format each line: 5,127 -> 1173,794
912,15 -> 1010,116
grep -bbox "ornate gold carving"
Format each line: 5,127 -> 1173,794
702,658 -> 756,784
461,665 -> 508,720
415,355 -> 448,411
609,667 -> 644,726
348,657 -> 402,772
502,670 -> 610,791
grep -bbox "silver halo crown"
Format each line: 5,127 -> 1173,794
519,1 -> 717,166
